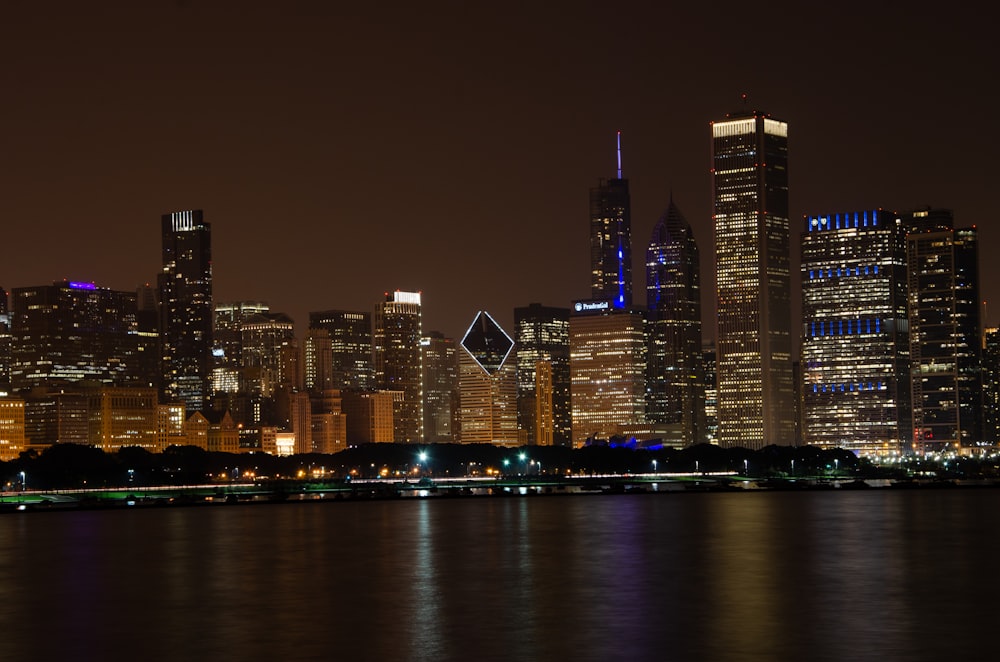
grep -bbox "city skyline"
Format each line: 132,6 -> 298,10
1,2 -> 995,341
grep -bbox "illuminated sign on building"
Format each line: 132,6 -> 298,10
573,299 -> 611,314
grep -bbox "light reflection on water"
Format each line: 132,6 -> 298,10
1,491 -> 998,660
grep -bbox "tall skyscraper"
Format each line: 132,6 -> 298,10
904,208 -> 982,451
983,327 -> 1000,444
10,281 -> 144,391
645,198 -> 705,446
373,291 -> 424,443
422,331 -> 459,443
159,209 -> 213,413
459,311 -> 518,446
302,328 -> 333,393
514,303 -> 571,446
241,312 -> 296,398
590,131 -> 632,309
712,109 -> 794,448
0,287 -> 13,394
800,209 -> 911,454
309,310 -> 374,391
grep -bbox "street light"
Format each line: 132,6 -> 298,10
652,459 -> 658,474
19,471 -> 26,492
743,458 -> 749,476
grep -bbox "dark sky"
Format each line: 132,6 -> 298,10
1,1 -> 995,340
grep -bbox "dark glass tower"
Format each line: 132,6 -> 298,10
800,209 -> 911,454
373,291 -> 423,443
422,331 -> 459,443
712,110 -> 793,448
308,310 -> 374,391
590,131 -> 632,309
905,208 -> 982,450
159,210 -> 213,413
645,198 -> 704,446
514,303 -> 571,446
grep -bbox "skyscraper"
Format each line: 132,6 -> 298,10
983,327 -> 1000,444
159,209 -> 213,413
373,291 -> 424,443
712,109 -> 794,448
10,281 -> 144,390
904,208 -> 982,451
422,331 -> 459,443
800,209 -> 911,454
459,311 -> 518,446
514,303 -> 571,446
590,131 -> 632,309
309,310 -> 374,391
645,198 -> 704,446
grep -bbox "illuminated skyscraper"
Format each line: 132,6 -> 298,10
241,312 -> 296,397
983,327 -> 1000,444
373,291 -> 424,443
459,311 -> 518,446
309,310 -> 374,391
422,331 -> 459,442
801,209 -> 911,454
0,287 -> 11,393
646,198 -> 704,446
10,281 -> 144,390
159,209 -> 213,413
570,304 -> 646,446
712,110 -> 794,448
904,208 -> 982,450
590,132 -> 632,309
514,303 -> 571,446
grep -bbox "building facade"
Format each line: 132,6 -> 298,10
308,310 -> 374,391
422,331 -> 459,443
590,132 -> 633,310
514,303 -> 571,446
712,110 -> 794,448
159,210 -> 213,413
800,209 -> 911,454
645,198 -> 705,446
458,311 -> 518,446
372,292 -> 424,443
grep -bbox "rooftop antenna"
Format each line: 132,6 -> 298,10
616,130 -> 622,179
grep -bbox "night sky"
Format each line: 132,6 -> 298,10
2,1 -> 995,341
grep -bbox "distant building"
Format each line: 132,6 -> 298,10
422,332 -> 459,442
0,287 -> 13,393
302,328 -> 333,393
645,198 -> 704,446
590,132 -> 632,310
458,311 -> 518,446
87,386 -> 159,452
373,292 -> 423,443
983,328 -> 1000,444
702,343 -> 718,444
23,389 -> 89,450
308,310 -> 374,391
904,208 -> 982,450
213,301 -> 270,387
311,389 -> 347,454
514,303 -> 571,446
241,312 -> 296,398
10,281 -> 144,391
570,302 -> 646,447
712,110 -> 794,448
800,209 -> 911,454
0,397 -> 25,461
342,390 -> 395,444
159,210 -> 213,413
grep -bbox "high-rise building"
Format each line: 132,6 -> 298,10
309,310 -> 374,391
422,331 -> 459,443
0,287 -> 12,394
159,209 -> 213,413
241,312 -> 296,398
302,328 -> 333,393
590,132 -> 632,310
0,397 -> 26,461
569,303 -> 647,446
712,109 -> 794,448
372,292 -> 423,443
214,302 -> 269,374
983,327 -> 1000,444
514,303 -> 571,446
702,342 -> 718,444
645,198 -> 705,446
10,281 -> 144,391
87,386 -> 159,452
459,311 -> 518,446
342,390 -> 395,444
800,209 -> 911,454
904,208 -> 982,451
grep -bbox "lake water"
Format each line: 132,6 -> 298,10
1,489 -> 997,661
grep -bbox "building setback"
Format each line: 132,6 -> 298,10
800,209 -> 911,454
712,110 -> 794,448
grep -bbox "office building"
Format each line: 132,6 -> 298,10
159,210 -> 213,413
801,209 -> 911,454
373,291 -> 423,443
458,311 -> 518,446
87,386 -> 159,452
702,343 -> 718,444
569,303 -> 646,446
308,310 -> 374,391
0,287 -> 11,394
646,198 -> 705,446
0,397 -> 25,461
342,390 -> 395,444
302,329 -> 333,393
590,131 -> 633,309
905,208 -> 982,450
712,109 -> 794,448
422,331 -> 459,442
10,281 -> 143,391
983,327 -> 1000,444
241,312 -> 296,397
514,303 -> 571,446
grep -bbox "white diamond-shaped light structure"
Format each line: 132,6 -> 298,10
460,311 -> 515,375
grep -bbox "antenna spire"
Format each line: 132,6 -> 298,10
616,130 -> 622,179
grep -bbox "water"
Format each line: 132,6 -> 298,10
1,490 -> 998,661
